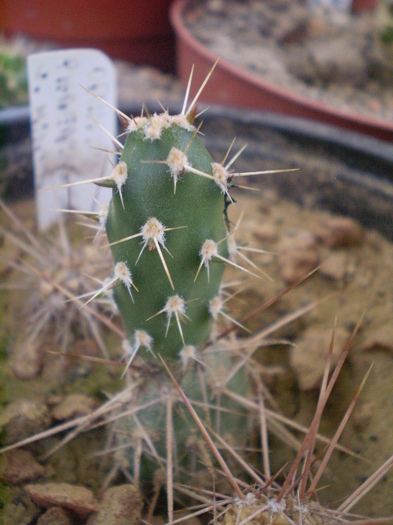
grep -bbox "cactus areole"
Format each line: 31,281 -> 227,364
105,111 -> 229,361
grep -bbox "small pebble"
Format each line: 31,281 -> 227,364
290,327 -> 350,390
50,394 -> 99,421
87,484 -> 143,525
0,449 -> 45,485
314,216 -> 363,248
0,399 -> 52,444
253,223 -> 279,243
2,488 -> 41,525
319,251 -> 348,281
360,323 -> 393,353
37,507 -> 73,525
25,482 -> 98,518
11,338 -> 42,380
278,230 -> 319,283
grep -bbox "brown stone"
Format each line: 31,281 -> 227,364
11,338 -> 42,380
290,327 -> 350,390
253,223 -> 279,243
0,399 -> 52,445
361,323 -> 393,353
2,487 -> 41,525
51,394 -> 99,421
37,507 -> 73,525
314,217 -> 363,248
319,251 -> 348,281
87,484 -> 143,525
0,449 -> 45,485
278,230 -> 318,283
25,482 -> 98,518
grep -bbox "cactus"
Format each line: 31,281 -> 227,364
104,111 -> 228,363
79,65 -> 278,372
46,65 -> 296,490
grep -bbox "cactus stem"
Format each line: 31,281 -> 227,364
141,123 -> 203,194
108,219 -> 187,290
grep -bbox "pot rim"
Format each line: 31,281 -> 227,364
1,101 -> 393,165
170,0 -> 393,143
1,100 -> 393,238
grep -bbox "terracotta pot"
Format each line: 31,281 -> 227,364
352,0 -> 379,13
0,0 -> 175,71
170,0 -> 393,142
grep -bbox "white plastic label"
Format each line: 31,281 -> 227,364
27,49 -> 117,230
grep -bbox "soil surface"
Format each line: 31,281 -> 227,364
1,59 -> 393,521
1,186 -> 393,520
184,0 -> 393,123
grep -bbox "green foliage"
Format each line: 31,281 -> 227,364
0,52 -> 27,108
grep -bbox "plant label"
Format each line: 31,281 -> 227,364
27,49 -> 117,230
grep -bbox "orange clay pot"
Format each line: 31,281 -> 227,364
170,0 -> 392,142
0,0 -> 175,71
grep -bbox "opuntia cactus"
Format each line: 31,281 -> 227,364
85,68 -> 270,370
104,109 -> 228,363
16,66 -> 291,492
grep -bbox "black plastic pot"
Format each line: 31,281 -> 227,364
1,102 -> 393,239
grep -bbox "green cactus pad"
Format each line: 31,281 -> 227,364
105,113 -> 228,361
